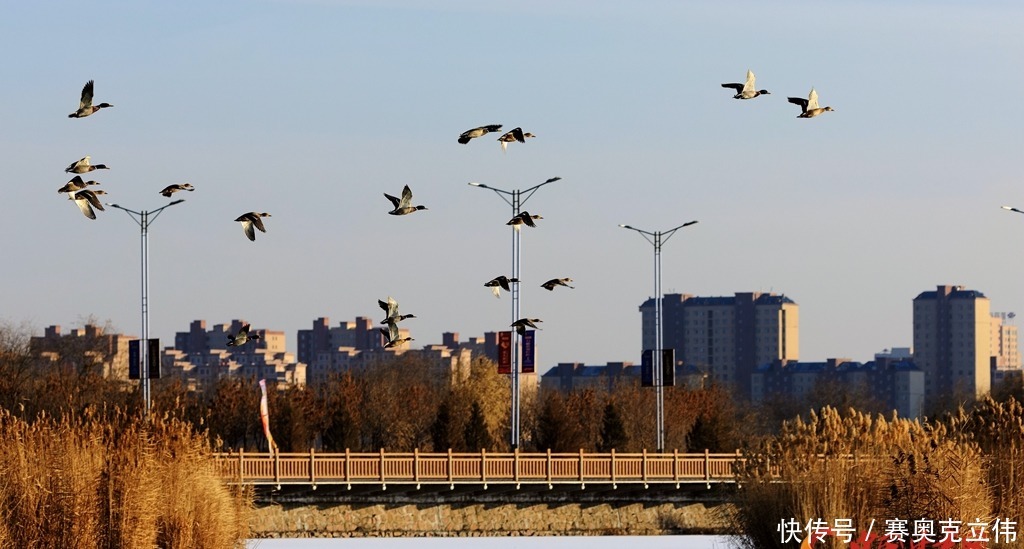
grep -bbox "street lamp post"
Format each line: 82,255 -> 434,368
619,220 -> 698,452
107,199 -> 186,415
469,177 -> 562,450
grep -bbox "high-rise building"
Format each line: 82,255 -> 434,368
639,292 -> 798,396
912,285 -> 991,410
990,312 -> 1020,370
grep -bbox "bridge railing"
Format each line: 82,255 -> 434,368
213,448 -> 748,487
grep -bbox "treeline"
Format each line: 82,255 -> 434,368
1,320 -> 753,452
7,319 -> 1024,454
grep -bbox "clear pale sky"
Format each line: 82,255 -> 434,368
3,1 -> 1023,373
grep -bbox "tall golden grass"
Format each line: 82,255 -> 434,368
0,408 -> 250,548
734,405 -> 997,548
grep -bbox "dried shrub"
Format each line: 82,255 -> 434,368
0,409 -> 251,548
734,406 -> 991,549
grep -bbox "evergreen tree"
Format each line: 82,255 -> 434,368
322,403 -> 357,451
598,402 -> 628,452
686,412 -> 723,452
430,400 -> 454,451
463,400 -> 493,451
534,392 -> 562,451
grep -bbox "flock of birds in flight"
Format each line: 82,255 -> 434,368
58,80 -> 574,348
59,71 -> 831,348
720,69 -> 836,118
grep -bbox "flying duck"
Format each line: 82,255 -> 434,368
227,323 -> 262,347
235,212 -> 271,241
68,80 -> 113,118
511,318 -> 543,335
65,156 -> 110,174
721,70 -> 770,100
541,278 -> 575,291
458,124 -> 503,144
788,88 -> 835,118
497,127 -> 535,152
380,322 -> 414,348
378,296 -> 416,325
507,211 -> 542,230
58,175 -> 100,195
68,189 -> 107,220
160,183 -> 195,197
484,275 -> 519,298
384,185 -> 427,215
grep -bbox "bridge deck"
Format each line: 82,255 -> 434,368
214,449 -> 746,487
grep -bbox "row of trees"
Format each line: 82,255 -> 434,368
1,320 -> 752,452
6,319 -> 1024,454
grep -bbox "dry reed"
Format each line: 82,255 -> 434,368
0,408 -> 250,548
734,406 -> 993,549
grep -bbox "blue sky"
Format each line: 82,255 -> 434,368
3,1 -> 1023,372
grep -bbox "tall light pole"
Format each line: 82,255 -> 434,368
620,220 -> 698,452
107,199 -> 186,415
469,176 -> 562,450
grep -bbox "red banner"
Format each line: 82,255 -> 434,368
497,331 -> 512,374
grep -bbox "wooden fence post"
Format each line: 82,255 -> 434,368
546,448 -> 552,488
642,448 -> 648,485
610,448 -> 616,487
673,448 -> 679,484
704,448 -> 711,485
578,448 -> 585,484
344,447 -> 350,486
481,448 -> 487,487
273,449 -> 280,487
514,447 -> 520,486
447,448 -> 454,486
309,447 -> 316,487
414,448 -> 420,487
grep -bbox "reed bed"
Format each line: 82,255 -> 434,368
0,408 -> 250,548
734,406 -> 994,548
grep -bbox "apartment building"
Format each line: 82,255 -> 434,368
640,292 -> 798,396
297,317 -> 387,366
913,286 -> 991,410
30,324 -> 134,380
751,357 -> 925,419
540,361 -> 705,394
162,319 -> 305,389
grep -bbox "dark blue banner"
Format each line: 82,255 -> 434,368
522,330 -> 535,373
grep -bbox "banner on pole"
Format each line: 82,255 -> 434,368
641,349 -> 654,387
521,330 -> 535,373
662,348 -> 676,387
497,331 -> 512,374
128,339 -> 161,380
259,379 -> 278,454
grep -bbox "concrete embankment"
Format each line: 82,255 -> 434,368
250,494 -> 736,538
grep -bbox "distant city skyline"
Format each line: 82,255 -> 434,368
2,1 -> 1023,371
